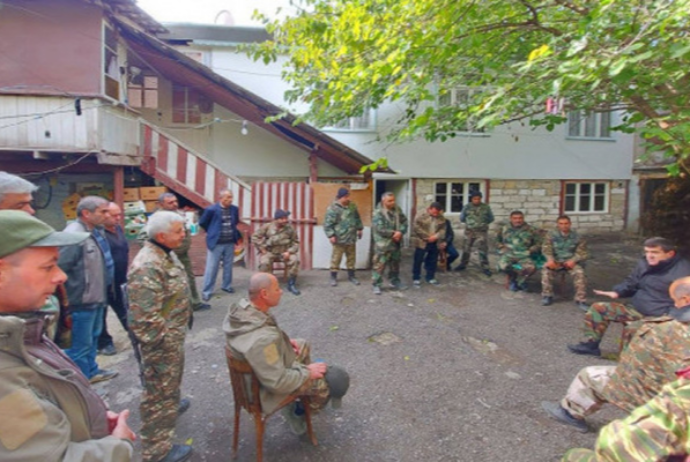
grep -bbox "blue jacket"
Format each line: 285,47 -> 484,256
199,203 -> 240,250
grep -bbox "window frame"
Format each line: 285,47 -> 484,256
171,84 -> 202,125
437,86 -> 489,136
127,75 -> 159,109
562,181 -> 610,214
566,110 -> 614,141
322,108 -> 377,133
433,180 -> 487,215
102,22 -> 121,102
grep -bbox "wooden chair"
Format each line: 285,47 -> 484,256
224,346 -> 317,461
437,249 -> 448,273
271,260 -> 290,281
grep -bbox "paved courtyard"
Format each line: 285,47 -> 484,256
98,234 -> 644,461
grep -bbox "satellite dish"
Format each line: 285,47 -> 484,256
214,10 -> 234,25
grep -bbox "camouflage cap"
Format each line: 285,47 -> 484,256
0,210 -> 89,258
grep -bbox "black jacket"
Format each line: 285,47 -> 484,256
613,255 -> 690,316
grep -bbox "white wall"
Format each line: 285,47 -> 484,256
203,44 -> 635,181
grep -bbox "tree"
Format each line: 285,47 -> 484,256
251,0 -> 690,174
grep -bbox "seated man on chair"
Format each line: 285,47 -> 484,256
252,210 -> 301,295
223,273 -> 349,434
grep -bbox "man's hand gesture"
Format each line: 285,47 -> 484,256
306,362 -> 327,380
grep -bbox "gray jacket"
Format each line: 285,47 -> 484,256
58,220 -> 108,309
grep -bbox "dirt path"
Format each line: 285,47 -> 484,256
97,233 -> 646,462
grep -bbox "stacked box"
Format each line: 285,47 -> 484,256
144,201 -> 158,213
123,200 -> 146,216
139,186 -> 167,201
124,188 -> 140,201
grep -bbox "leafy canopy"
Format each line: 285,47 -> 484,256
251,0 -> 690,175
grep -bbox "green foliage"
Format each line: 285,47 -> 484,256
250,0 -> 690,174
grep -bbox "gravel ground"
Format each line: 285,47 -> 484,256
97,233 -> 644,462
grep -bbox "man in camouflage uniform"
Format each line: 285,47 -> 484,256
496,210 -> 541,291
568,237 -> 690,357
224,273 -> 349,435
372,192 -> 408,295
252,209 -> 301,295
542,276 -> 690,434
324,187 -> 363,287
128,211 -> 193,462
563,366 -> 690,461
457,191 -> 494,276
412,202 -> 446,286
541,215 -> 588,309
157,193 -> 210,311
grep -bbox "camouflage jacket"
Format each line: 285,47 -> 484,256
372,204 -> 408,253
542,230 -> 588,263
460,203 -> 494,231
563,372 -> 690,462
324,201 -> 363,245
127,241 -> 191,347
496,223 -> 541,260
602,315 -> 690,413
223,298 -> 309,415
412,211 -> 447,249
252,221 -> 300,255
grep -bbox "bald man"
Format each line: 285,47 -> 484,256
224,273 -> 349,435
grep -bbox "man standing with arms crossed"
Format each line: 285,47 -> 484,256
372,192 -> 408,295
324,187 -> 363,287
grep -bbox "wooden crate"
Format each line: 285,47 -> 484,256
123,188 -> 140,201
139,186 -> 167,201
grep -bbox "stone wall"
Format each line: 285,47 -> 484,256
414,179 -> 627,235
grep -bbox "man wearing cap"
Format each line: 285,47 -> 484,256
156,193 -> 211,312
372,192 -> 408,295
199,189 -> 240,302
128,211 -> 193,462
456,191 -> 494,276
324,187 -> 363,287
0,210 -> 135,460
224,273 -> 349,435
411,202 -> 446,286
252,209 -> 302,295
58,196 -> 118,384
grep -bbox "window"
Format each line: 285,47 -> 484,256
434,181 -> 485,213
172,85 -> 201,124
438,87 -> 486,133
567,110 -> 611,139
127,76 -> 159,109
324,109 -> 376,132
564,182 -> 608,213
103,24 -> 120,100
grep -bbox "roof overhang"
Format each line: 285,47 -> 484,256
117,22 -> 390,174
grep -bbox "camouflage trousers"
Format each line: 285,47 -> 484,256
330,243 -> 356,271
561,365 -> 616,419
583,302 -> 643,343
293,339 -> 330,410
372,249 -> 402,287
140,333 -> 186,462
178,252 -> 202,309
460,229 -> 490,270
259,252 -> 300,278
541,264 -> 587,301
497,255 -> 536,284
561,448 -> 597,462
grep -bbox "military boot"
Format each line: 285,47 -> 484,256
348,270 -> 360,285
567,340 -> 601,357
330,271 -> 338,287
287,277 -> 301,296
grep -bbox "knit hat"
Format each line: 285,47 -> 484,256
274,209 -> 291,219
469,190 -> 483,199
324,365 -> 350,409
336,187 -> 350,199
